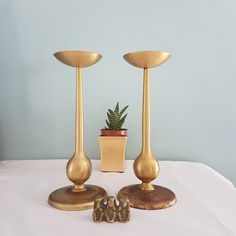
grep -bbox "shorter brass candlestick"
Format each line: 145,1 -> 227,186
48,50 -> 107,211
118,51 -> 176,210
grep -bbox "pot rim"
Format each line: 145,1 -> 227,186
100,128 -> 128,131
100,128 -> 128,136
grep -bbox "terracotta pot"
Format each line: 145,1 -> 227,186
100,129 -> 128,136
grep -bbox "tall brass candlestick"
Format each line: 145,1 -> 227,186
48,50 -> 107,211
118,51 -> 176,210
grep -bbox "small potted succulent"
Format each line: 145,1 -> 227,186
98,102 -> 129,172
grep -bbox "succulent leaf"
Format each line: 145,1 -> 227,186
118,114 -> 127,129
119,105 -> 129,118
106,120 -> 112,129
114,102 -> 119,113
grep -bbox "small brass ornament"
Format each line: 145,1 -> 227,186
93,196 -> 130,223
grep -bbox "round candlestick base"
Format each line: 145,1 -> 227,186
48,185 -> 107,211
117,184 -> 176,210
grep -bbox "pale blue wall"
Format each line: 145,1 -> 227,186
0,0 -> 236,185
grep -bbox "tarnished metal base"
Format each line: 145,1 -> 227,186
117,184 -> 176,210
48,185 -> 107,211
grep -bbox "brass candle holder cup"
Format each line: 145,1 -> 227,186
48,50 -> 107,211
117,51 -> 176,210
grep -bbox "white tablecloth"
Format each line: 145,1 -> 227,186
0,159 -> 235,236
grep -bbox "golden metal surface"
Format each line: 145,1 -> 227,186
98,136 -> 127,172
48,50 -> 107,210
93,196 -> 130,223
54,50 -> 102,68
48,185 -> 107,211
118,51 -> 176,209
118,185 -> 176,210
123,51 -> 171,68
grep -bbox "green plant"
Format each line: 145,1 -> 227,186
105,102 -> 129,130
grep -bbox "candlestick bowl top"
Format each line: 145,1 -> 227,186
54,50 -> 102,68
123,51 -> 171,68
